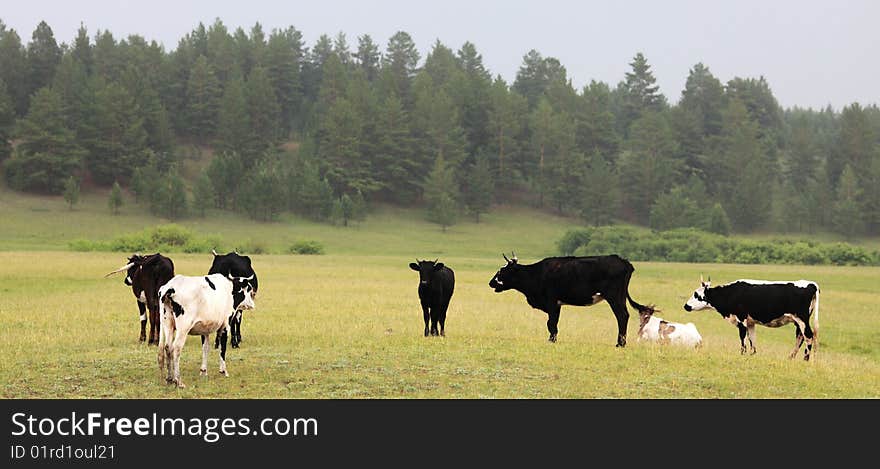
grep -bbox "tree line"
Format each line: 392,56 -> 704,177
1,18 -> 878,236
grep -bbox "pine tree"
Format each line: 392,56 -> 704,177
382,31 -> 420,106
618,111 -> 681,220
215,72 -> 252,156
580,153 -> 620,226
423,154 -> 460,231
707,203 -> 732,235
0,79 -> 13,160
373,92 -> 417,202
186,55 -> 221,143
108,181 -> 123,215
0,22 -> 29,115
620,52 -> 666,135
88,80 -> 148,185
649,186 -> 700,231
26,21 -> 62,99
245,65 -> 281,162
832,165 -> 864,237
192,172 -> 215,217
63,175 -> 80,210
355,34 -> 380,82
265,26 -> 303,137
463,154 -> 495,222
162,167 -> 189,220
3,87 -> 84,193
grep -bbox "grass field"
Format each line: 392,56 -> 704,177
1,187 -> 878,398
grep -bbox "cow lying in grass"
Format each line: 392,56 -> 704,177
637,310 -> 703,348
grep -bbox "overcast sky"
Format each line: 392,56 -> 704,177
3,0 -> 877,110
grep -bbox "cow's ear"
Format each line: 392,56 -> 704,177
434,262 -> 445,271
409,263 -> 420,271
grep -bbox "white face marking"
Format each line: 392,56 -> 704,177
494,276 -> 504,286
685,285 -> 712,311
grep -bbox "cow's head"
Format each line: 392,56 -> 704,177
409,259 -> 445,286
638,309 -> 657,335
488,252 -> 519,293
104,253 -> 145,286
212,249 -> 258,300
684,275 -> 712,312
228,274 -> 256,311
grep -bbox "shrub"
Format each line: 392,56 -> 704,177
234,238 -> 268,255
288,240 -> 324,255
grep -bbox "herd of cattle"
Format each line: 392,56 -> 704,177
105,251 -> 821,388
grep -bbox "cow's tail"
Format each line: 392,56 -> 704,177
811,285 -> 820,354
623,267 -> 658,315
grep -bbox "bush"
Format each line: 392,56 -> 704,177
69,224 -> 222,254
557,226 -> 878,266
234,238 -> 268,255
288,240 -> 324,255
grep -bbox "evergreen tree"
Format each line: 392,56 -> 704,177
710,99 -> 774,231
832,165 -> 864,237
26,21 -> 62,100
3,87 -> 84,193
706,203 -> 732,235
0,22 -> 29,115
245,65 -> 281,162
373,92 -> 417,202
266,26 -> 303,137
71,23 -> 93,74
618,111 -> 681,220
355,34 -> 380,82
487,76 -> 527,186
192,172 -> 215,216
576,80 -> 619,160
619,52 -> 666,135
237,157 -> 287,221
0,79 -> 13,160
63,175 -> 80,210
108,181 -> 124,215
649,186 -> 700,231
205,151 -> 244,209
580,153 -> 620,226
463,154 -> 495,222
382,31 -> 420,105
88,81 -> 148,185
161,166 -> 189,220
186,55 -> 221,142
215,72 -> 251,156
679,63 -> 724,137
423,154 -> 460,231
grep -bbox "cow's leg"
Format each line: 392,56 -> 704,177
789,323 -> 806,360
218,327 -> 229,376
147,297 -> 160,346
546,304 -> 561,343
737,324 -> 748,354
138,301 -> 147,342
746,323 -> 757,355
438,300 -> 449,337
170,328 -> 189,388
606,296 -> 629,347
800,318 -> 815,361
430,304 -> 439,336
231,311 -> 241,348
200,335 -> 209,376
422,303 -> 430,337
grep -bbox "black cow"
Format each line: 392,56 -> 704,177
208,250 -> 258,348
683,277 -> 820,360
488,253 -> 656,346
105,253 -> 175,345
409,259 -> 455,337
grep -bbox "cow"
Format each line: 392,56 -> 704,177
409,259 -> 455,337
208,250 -> 258,348
637,310 -> 703,348
488,252 -> 656,346
157,273 -> 256,388
104,253 -> 175,345
683,277 -> 820,360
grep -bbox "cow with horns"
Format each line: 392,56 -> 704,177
409,258 -> 455,337
683,276 -> 820,360
105,253 -> 175,345
208,250 -> 258,349
489,252 -> 656,346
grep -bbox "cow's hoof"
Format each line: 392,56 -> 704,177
232,343 -> 240,349
804,355 -> 811,362
165,377 -> 174,384
177,383 -> 186,389
200,369 -> 207,376
616,343 -> 626,348
548,335 -> 557,343
219,370 -> 229,377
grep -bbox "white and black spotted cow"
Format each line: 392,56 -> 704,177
683,277 -> 820,360
157,273 -> 255,388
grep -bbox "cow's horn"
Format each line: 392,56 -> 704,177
707,275 -> 711,283
104,262 -> 134,277
511,251 -> 517,261
434,258 -> 439,264
502,253 -> 510,262
700,274 -> 704,283
212,249 -> 218,256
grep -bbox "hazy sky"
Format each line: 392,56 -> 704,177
3,0 -> 877,110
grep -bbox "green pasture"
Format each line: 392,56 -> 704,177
1,252 -> 877,398
0,187 -> 878,398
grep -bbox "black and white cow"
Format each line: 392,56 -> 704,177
157,273 -> 255,388
208,250 -> 258,348
683,277 -> 820,360
409,258 -> 455,337
488,252 -> 656,346
105,253 -> 175,345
